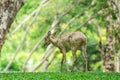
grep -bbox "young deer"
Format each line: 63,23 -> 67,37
46,31 -> 88,72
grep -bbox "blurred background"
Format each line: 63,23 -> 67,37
0,0 -> 115,72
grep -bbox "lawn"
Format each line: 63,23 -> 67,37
0,72 -> 120,80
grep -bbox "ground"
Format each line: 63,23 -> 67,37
0,72 -> 120,80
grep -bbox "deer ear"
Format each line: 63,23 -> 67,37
48,31 -> 51,35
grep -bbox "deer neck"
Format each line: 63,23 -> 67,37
49,35 -> 58,47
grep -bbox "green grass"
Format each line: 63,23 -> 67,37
0,72 -> 120,80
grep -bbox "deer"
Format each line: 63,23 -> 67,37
46,31 -> 88,72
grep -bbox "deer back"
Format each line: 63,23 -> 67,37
57,32 -> 86,50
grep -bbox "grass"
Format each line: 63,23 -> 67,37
0,72 -> 120,80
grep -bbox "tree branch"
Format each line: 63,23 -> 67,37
43,52 -> 57,72
3,0 -> 50,72
22,0 -> 79,71
30,44 -> 55,72
10,8 -> 38,35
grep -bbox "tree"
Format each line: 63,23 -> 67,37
103,0 -> 120,72
0,0 -> 24,51
1,0 -> 120,72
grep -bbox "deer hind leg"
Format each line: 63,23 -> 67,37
71,49 -> 77,72
81,43 -> 88,72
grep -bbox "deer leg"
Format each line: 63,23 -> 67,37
84,44 -> 88,72
71,49 -> 77,72
81,44 -> 88,72
60,50 -> 67,72
61,54 -> 64,72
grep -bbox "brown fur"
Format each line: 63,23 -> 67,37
47,31 -> 88,72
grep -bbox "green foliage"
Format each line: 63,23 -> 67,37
0,0 -> 110,72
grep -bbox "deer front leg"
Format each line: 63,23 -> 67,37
81,44 -> 88,72
61,53 -> 64,72
60,49 -> 67,72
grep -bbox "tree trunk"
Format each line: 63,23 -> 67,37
0,0 -> 24,51
105,22 -> 115,72
103,0 -> 120,72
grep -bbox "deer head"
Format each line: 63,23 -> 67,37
45,31 -> 58,47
